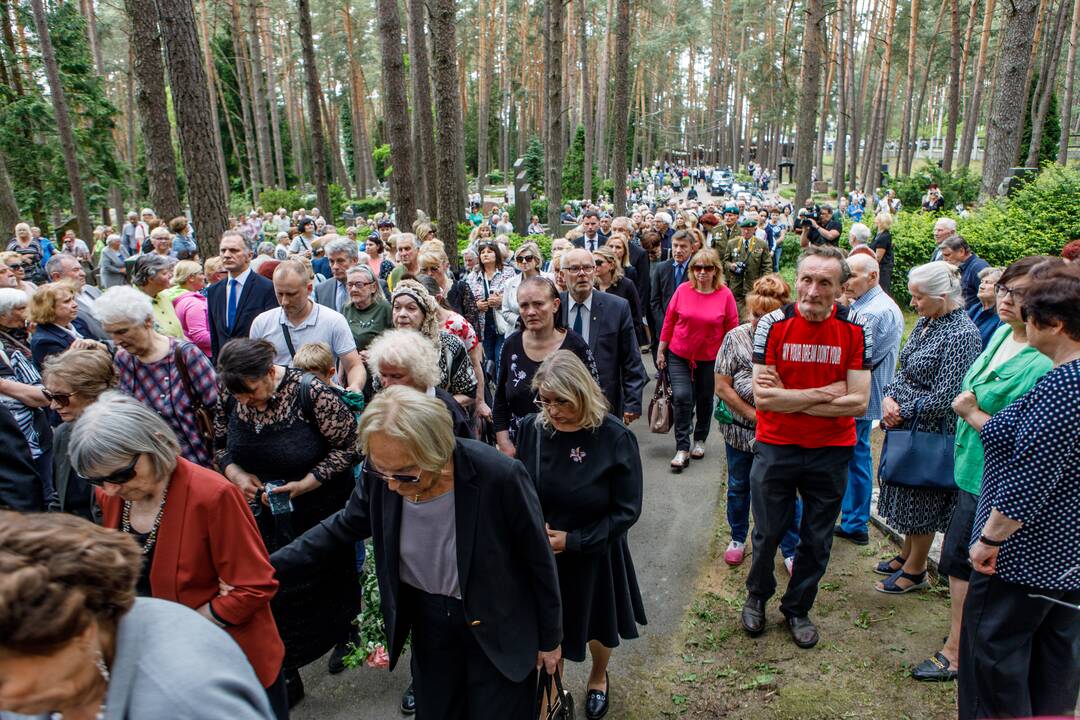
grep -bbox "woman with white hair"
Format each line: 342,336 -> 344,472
98,233 -> 128,288
874,261 -> 981,594
93,286 -> 217,466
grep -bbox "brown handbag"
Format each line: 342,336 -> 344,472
648,368 -> 674,434
173,343 -> 215,451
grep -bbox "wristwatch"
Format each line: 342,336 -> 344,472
978,534 -> 1005,547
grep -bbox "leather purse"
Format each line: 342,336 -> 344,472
173,343 -> 215,452
878,401 -> 957,491
648,368 -> 674,434
535,666 -> 574,720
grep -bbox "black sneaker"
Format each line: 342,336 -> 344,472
400,683 -> 416,715
833,526 -> 869,546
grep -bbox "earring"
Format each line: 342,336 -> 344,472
94,649 -> 110,684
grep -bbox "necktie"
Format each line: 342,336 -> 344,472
226,278 -> 238,331
674,263 -> 685,286
573,304 -> 584,336
336,282 -> 347,312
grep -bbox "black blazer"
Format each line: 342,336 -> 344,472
0,402 -> 39,510
206,272 -> 278,357
649,260 -> 689,342
558,291 -> 647,416
271,439 -> 562,682
626,242 -> 651,315
30,319 -> 90,369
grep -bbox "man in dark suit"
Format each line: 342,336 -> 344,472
571,210 -> 603,253
559,248 -> 647,422
314,237 -> 358,312
0,402 -> 40,511
206,232 -> 278,357
271,386 -> 562,718
649,231 -> 694,348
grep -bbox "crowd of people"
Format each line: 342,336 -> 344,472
1,174 -> 1078,720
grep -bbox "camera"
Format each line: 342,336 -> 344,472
731,261 -> 747,277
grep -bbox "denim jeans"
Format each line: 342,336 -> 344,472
482,329 -> 504,384
839,419 -> 873,533
726,442 -> 802,557
667,351 -> 713,452
772,243 -> 783,273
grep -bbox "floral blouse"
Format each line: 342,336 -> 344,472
442,311 -> 479,352
464,267 -> 514,339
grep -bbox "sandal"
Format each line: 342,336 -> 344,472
911,652 -> 958,682
875,569 -> 929,594
874,555 -> 906,576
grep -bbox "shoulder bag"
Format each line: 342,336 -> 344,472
648,368 -> 674,434
877,401 -> 957,491
173,343 -> 215,451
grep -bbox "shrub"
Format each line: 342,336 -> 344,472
258,188 -> 302,213
372,144 -> 391,181
348,196 -> 388,218
486,169 -> 504,184
522,135 -> 545,191
327,184 -> 348,223
530,197 -> 549,222
891,166 -> 980,211
562,125 -> 600,201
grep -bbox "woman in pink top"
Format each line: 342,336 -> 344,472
657,248 -> 739,470
170,261 -> 212,357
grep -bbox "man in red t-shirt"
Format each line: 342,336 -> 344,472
741,245 -> 871,649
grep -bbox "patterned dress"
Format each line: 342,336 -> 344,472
877,309 -> 982,534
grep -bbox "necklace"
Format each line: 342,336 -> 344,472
121,482 -> 170,555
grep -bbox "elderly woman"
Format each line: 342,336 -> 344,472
388,279 -> 478,406
93,286 -> 217,467
499,241 -> 548,331
493,276 -> 597,458
131,254 -> 184,339
166,260 -> 212,356
871,212 -> 895,294
169,216 -> 197,259
966,266 -> 1004,349
213,338 -> 360,706
514,351 -> 646,719
204,255 -> 227,285
0,512 -> 276,719
341,264 -> 392,354
464,239 -> 514,374
417,274 -> 489,419
67,393 -> 287,718
29,280 -> 90,369
954,263 -> 1080,719
594,246 -> 644,342
910,256 -> 1055,683
420,245 -> 481,334
875,261 -> 982,593
271,385 -> 563,719
658,248 -> 740,470
6,222 -> 46,283
273,231 -> 291,260
98,234 -> 128,288
1,250 -> 38,296
41,346 -> 114,519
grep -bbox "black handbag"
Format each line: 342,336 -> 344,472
535,666 -> 574,720
878,401 -> 957,491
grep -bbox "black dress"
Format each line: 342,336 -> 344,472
214,368 -> 360,669
492,329 -> 598,443
515,414 -> 647,662
605,276 -> 645,345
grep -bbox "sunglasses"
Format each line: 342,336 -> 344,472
41,388 -> 75,407
362,461 -> 422,484
6,263 -> 30,270
78,454 -> 140,487
692,265 -> 716,272
515,255 -> 536,263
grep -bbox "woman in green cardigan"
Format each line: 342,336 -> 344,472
909,255 -> 1059,682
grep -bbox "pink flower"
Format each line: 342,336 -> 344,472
366,645 -> 390,669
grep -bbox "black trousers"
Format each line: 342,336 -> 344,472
264,670 -> 289,720
958,571 -> 1080,720
666,351 -> 713,452
746,442 -> 851,618
406,588 -> 536,720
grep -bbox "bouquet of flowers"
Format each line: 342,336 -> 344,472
343,538 -> 399,670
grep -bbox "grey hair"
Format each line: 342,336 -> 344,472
908,261 -> 963,308
325,237 -> 359,260
45,253 -> 77,279
797,244 -> 851,283
977,265 -> 1003,281
68,391 -> 179,480
92,286 -> 154,325
256,241 -> 275,256
140,207 -> 155,217
149,226 -> 172,241
939,235 -> 971,253
845,252 -> 880,276
849,222 -> 871,245
358,385 -> 455,473
346,264 -> 377,284
106,233 -> 122,246
366,328 -> 441,390
461,248 -> 478,260
0,287 -> 28,317
131,253 -> 175,287
934,217 -> 958,233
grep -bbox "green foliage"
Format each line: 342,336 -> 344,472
348,197 -> 388,217
372,144 -> 391,181
599,178 -> 615,198
561,125 -> 599,201
530,198 -> 549,221
486,169 -> 504,184
1018,80 -> 1060,166
456,222 -> 472,251
891,167 -> 980,211
522,135 -> 544,191
258,188 -> 303,213
327,184 -> 348,223
510,233 -> 552,258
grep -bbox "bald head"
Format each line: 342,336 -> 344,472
844,252 -> 881,300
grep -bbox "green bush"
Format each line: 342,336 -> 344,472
530,198 -> 549,221
891,166 -> 980,212
599,178 -> 615,198
372,144 -> 391,181
258,188 -> 302,212
486,169 -> 504,184
508,233 -> 552,259
327,184 -> 348,223
348,196 -> 388,218
455,222 -> 472,253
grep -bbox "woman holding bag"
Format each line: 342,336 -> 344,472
875,262 -> 981,594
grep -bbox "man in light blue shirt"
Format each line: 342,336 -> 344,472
835,253 -> 904,544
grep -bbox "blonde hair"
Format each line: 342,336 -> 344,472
532,350 -> 608,430
688,248 -> 725,291
605,234 -> 632,268
908,260 -> 963,310
41,346 -> 115,399
292,342 -> 336,378
875,212 -> 894,231
418,248 -> 448,272
366,329 -> 442,390
203,256 -> 224,276
28,280 -> 78,324
359,385 -> 455,472
593,247 -> 624,283
171,260 -> 202,288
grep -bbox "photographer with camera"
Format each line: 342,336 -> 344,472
922,184 -> 946,212
800,204 -> 843,248
725,217 -> 774,319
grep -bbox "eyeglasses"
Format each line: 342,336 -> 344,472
515,255 -> 536,264
41,388 -> 75,407
78,454 -> 140,487
362,461 -> 423,484
346,280 -> 374,289
6,263 -> 29,271
692,265 -> 716,272
995,283 -> 1025,299
534,395 -> 571,410
563,264 -> 594,275
594,259 -> 606,266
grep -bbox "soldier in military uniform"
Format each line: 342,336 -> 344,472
723,217 -> 773,319
710,203 -> 741,250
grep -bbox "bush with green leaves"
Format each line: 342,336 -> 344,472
348,196 -> 387,218
257,188 -> 302,213
530,198 -> 549,221
562,125 -> 600,201
890,166 -> 981,211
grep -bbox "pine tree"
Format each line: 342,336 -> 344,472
1018,82 -> 1060,165
562,124 -> 599,200
523,135 -> 544,190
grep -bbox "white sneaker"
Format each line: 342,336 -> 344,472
691,442 -> 706,459
784,556 -> 795,576
670,451 -> 690,470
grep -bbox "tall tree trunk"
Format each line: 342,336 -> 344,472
959,0 -> 997,168
577,0 -> 593,200
375,0 -> 416,227
610,0 -> 629,215
850,0 -> 881,189
544,0 -> 565,229
31,0 -> 92,241
407,0 -> 437,215
1060,0 -> 1080,163
794,0 -> 825,205
153,0 -> 229,252
833,0 -> 848,191
261,13 -> 286,188
430,0 -> 464,263
1025,0 -> 1070,165
125,0 -> 182,220
497,0 -> 510,176
593,0 -> 613,173
899,0 -> 921,175
284,23 -> 304,183
0,149 -> 20,235
342,4 -> 372,196
942,0 -> 962,170
229,0 -> 260,203
197,0 -> 230,201
79,0 -> 104,75
907,1 -> 949,172
297,0 -> 331,217
321,85 -> 352,197
980,0 -> 1041,195
475,0 -> 492,197
216,59 -> 250,202
247,0 -> 274,189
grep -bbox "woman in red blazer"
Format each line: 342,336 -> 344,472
71,392 -> 287,719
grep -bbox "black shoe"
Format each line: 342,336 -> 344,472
585,673 -> 609,719
400,683 -> 416,715
833,526 -> 870,545
786,615 -> 819,648
911,652 -> 958,682
284,668 -> 305,709
327,641 -> 350,674
740,596 -> 766,637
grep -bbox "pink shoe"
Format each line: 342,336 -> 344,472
724,541 -> 746,566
